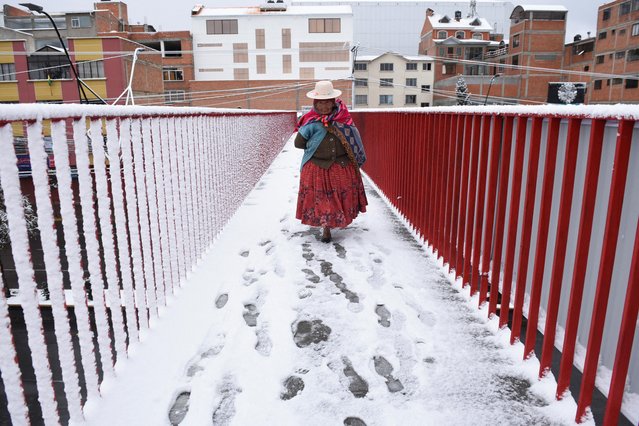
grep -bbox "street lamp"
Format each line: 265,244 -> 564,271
483,73 -> 502,106
20,2 -> 88,103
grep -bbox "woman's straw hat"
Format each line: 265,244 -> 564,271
306,80 -> 342,99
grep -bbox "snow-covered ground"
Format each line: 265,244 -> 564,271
83,136 -> 590,426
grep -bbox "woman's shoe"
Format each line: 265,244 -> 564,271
321,227 -> 332,243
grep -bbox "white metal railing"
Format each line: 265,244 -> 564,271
0,104 -> 295,424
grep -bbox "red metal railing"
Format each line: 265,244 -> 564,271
352,107 -> 639,425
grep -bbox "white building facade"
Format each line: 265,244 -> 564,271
190,3 -> 354,82
353,52 -> 434,108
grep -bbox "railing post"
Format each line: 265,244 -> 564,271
488,116 -> 514,317
576,119 -> 634,422
449,115 -> 465,272
462,115 -> 482,287
557,119 -> 606,398
524,116 -> 561,359
499,116 -> 528,330
510,116 -> 543,345
478,115 -> 503,305
539,117 -> 582,377
470,115 -> 492,294
455,115 -> 473,280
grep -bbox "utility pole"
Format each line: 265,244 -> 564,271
350,42 -> 360,109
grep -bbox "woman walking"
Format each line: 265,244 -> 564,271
295,80 -> 367,243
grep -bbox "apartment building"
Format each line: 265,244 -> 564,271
419,8 -> 505,105
0,1 -> 184,105
589,0 -> 639,103
189,2 -> 353,109
353,52 -> 434,108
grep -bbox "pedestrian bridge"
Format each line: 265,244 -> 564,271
0,104 -> 637,425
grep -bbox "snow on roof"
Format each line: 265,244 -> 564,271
194,5 -> 352,17
428,14 -> 493,31
514,5 -> 568,12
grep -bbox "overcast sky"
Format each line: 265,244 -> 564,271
26,0 -> 601,41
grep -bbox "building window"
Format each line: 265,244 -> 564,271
634,0 -> 639,11
70,16 -> 90,28
421,84 -> 431,92
308,18 -> 341,33
512,55 -> 519,66
405,94 -> 417,104
621,2 -> 631,15
256,29 -> 265,49
256,55 -> 266,74
625,78 -> 638,88
164,90 -> 185,103
421,102 -> 430,107
380,63 -> 393,71
71,17 -> 81,28
584,65 -> 590,71
234,68 -> 248,80
355,94 -> 368,105
594,80 -> 602,90
233,43 -> 248,63
439,47 -> 445,56
512,34 -> 520,47
602,8 -> 611,20
354,62 -> 367,71
616,51 -> 626,59
472,33 -> 483,40
456,31 -> 465,39
355,78 -> 368,87
406,63 -> 417,70
633,23 -> 639,36
77,61 -> 104,79
283,55 -> 292,73
0,63 -> 16,81
612,78 -> 623,85
206,19 -> 238,34
621,28 -> 627,36
437,31 -> 447,38
406,78 -> 417,87
379,95 -> 393,105
443,63 -> 456,74
162,67 -> 183,81
535,54 -> 557,60
380,78 -> 393,87
596,55 -> 605,64
599,31 -> 607,40
424,63 -> 431,71
282,28 -> 291,49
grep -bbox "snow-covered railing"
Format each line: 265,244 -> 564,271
352,105 -> 639,425
0,104 -> 295,424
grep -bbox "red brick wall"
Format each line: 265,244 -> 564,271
188,80 -> 352,110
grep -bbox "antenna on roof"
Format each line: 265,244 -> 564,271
468,0 -> 477,18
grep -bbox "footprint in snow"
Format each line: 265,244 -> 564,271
375,304 -> 391,328
212,376 -> 242,426
168,391 -> 190,425
373,355 -> 404,393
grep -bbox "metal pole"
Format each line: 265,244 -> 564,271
40,10 -> 87,103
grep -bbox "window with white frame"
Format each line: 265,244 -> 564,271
71,17 -> 81,28
355,94 -> 368,105
162,67 -> 184,81
77,60 -> 104,79
380,63 -> 393,71
354,78 -> 368,87
406,63 -> 417,70
354,62 -> 367,71
165,90 -> 186,103
472,33 -> 483,40
406,78 -> 417,87
405,94 -> 416,104
633,23 -> 639,36
0,63 -> 16,81
438,31 -> 447,38
456,31 -> 465,39
380,78 -> 393,87
379,94 -> 393,105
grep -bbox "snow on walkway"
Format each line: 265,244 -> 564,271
84,137 -> 588,426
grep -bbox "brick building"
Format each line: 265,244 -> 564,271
0,1 -> 188,105
589,0 -> 639,103
419,8 -> 505,105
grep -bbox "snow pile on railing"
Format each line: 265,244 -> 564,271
0,104 -> 296,424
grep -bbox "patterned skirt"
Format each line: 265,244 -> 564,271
296,161 -> 368,228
